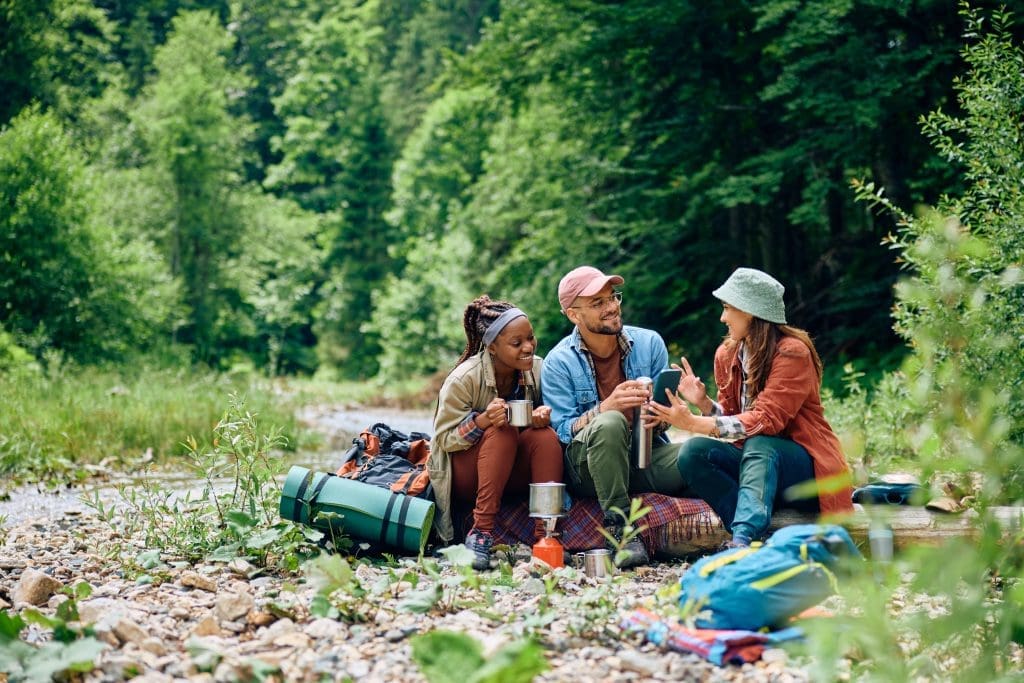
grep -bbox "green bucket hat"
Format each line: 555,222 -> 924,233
712,267 -> 787,324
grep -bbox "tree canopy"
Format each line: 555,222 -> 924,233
2,0 -> 1022,385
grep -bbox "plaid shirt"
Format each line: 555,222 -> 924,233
710,345 -> 747,441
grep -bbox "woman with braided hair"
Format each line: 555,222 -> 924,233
430,295 -> 563,569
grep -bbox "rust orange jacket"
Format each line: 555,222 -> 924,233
714,336 -> 854,516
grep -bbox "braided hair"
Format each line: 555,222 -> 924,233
455,294 -> 515,367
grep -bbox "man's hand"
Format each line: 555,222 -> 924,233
600,379 -> 650,414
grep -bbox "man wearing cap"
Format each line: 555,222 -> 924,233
542,265 -> 687,568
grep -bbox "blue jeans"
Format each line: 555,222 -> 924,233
676,435 -> 818,541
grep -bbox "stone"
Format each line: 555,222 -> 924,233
259,617 -> 296,644
141,636 -> 168,656
227,558 -> 255,576
78,597 -> 127,624
47,593 -> 69,609
215,591 -> 254,622
616,649 -> 666,677
113,617 -> 149,645
12,568 -> 63,606
304,617 -> 343,640
192,613 -> 222,637
273,631 -> 312,649
180,571 -> 217,592
247,610 -> 276,627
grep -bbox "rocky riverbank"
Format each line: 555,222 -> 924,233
0,507 -> 817,682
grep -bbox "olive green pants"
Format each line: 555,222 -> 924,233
564,410 -> 685,517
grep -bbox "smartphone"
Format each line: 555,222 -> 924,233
651,368 -> 682,406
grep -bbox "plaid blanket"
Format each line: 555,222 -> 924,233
465,493 -> 721,553
621,608 -> 805,666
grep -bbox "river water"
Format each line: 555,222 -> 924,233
0,406 -> 435,528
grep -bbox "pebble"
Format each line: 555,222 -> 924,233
1,509 -> 1016,683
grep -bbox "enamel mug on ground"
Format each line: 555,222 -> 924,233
574,548 -> 612,578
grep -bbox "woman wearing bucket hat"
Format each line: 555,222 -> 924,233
431,295 -> 563,570
648,267 -> 853,548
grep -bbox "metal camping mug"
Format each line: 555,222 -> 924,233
528,482 -> 565,517
632,377 -> 654,468
868,521 -> 894,563
574,549 -> 612,578
506,399 -> 533,427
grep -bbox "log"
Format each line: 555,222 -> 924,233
655,505 -> 1024,559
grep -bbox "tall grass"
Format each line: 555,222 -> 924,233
0,363 -> 303,483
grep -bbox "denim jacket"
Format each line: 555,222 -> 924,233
541,325 -> 671,447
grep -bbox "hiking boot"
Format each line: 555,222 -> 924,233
464,528 -> 494,570
603,523 -> 650,569
717,537 -> 751,553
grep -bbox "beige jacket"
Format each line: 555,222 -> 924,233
429,350 -> 545,542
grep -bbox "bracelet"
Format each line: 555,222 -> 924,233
709,422 -> 719,438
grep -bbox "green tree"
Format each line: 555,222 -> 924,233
377,0 -> 500,143
451,88 -> 616,350
133,9 -> 253,363
369,85 -> 503,379
0,107 -> 173,361
229,0 -> 328,183
232,191 -> 323,375
364,229 -> 474,380
0,0 -> 51,124
0,0 -> 119,125
443,0 -> 974,373
268,0 -> 395,378
808,11 -> 1024,678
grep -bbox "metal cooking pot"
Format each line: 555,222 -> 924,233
528,482 -> 565,517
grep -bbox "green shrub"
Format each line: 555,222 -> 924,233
87,395 -> 323,570
0,329 -> 39,375
808,7 -> 1024,679
854,4 -> 1024,501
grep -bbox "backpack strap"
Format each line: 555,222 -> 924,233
292,470 -> 332,524
379,491 -> 414,550
698,545 -> 759,578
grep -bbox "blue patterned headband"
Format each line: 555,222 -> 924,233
482,307 -> 526,347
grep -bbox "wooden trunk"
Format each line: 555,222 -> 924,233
655,505 -> 1023,559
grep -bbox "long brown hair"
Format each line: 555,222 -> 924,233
722,319 -> 823,402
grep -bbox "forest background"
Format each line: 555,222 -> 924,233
4,2 -> 1024,677
1,0 -> 1023,486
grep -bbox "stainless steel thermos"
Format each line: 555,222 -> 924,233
632,376 -> 654,468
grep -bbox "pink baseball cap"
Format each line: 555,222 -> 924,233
558,266 -> 624,312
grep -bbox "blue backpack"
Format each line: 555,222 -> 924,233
679,524 -> 861,630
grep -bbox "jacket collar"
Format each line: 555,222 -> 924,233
569,326 -> 634,356
476,348 -> 535,389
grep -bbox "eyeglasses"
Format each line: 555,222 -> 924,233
571,291 -> 623,311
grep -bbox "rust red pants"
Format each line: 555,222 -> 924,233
451,425 -> 563,533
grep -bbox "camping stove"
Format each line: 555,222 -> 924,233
529,482 -> 566,568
